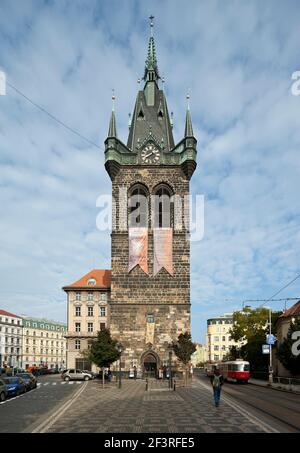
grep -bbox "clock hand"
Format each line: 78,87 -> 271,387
144,152 -> 153,158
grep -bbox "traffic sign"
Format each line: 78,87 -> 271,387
267,334 -> 276,345
262,344 -> 270,354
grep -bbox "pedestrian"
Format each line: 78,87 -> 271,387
133,366 -> 137,380
210,367 -> 224,407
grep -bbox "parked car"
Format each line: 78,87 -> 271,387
2,376 -> 26,396
82,370 -> 95,379
0,378 -> 8,402
61,369 -> 91,381
16,372 -> 37,390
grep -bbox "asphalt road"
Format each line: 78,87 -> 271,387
0,374 -> 83,433
195,371 -> 300,433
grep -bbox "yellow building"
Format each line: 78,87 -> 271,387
63,269 -> 111,372
22,316 -> 67,370
191,343 -> 208,367
206,313 -> 243,362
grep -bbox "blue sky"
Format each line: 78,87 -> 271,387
0,0 -> 300,343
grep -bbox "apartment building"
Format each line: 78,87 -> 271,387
63,269 -> 111,372
206,313 -> 243,362
0,310 -> 23,369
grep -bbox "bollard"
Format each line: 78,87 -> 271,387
145,378 -> 148,391
173,380 -> 176,391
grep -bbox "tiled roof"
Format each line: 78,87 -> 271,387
0,309 -> 20,318
279,300 -> 300,318
63,269 -> 111,290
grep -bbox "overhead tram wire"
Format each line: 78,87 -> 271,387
6,81 -> 104,151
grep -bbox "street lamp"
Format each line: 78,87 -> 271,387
117,343 -> 123,389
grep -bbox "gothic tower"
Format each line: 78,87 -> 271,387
104,19 -> 197,374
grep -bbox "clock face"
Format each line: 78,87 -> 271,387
141,144 -> 160,164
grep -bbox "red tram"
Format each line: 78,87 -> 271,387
218,360 -> 250,383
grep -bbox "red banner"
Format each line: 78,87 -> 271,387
153,228 -> 173,276
128,228 -> 148,274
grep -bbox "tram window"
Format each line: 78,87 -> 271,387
243,364 -> 250,371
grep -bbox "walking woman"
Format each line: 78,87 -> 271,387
210,367 -> 224,407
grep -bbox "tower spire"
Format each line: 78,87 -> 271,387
184,93 -> 194,137
108,90 -> 117,138
143,15 -> 160,83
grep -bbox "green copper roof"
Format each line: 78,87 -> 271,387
143,36 -> 160,82
108,110 -> 117,138
184,108 -> 194,137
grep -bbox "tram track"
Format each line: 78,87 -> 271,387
195,373 -> 300,433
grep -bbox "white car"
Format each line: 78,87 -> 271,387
61,369 -> 92,381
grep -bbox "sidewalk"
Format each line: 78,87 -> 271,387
37,379 -> 276,433
249,378 -> 300,394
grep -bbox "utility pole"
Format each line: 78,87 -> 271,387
268,308 -> 273,385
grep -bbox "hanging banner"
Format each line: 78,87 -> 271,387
153,228 -> 173,276
128,227 -> 148,274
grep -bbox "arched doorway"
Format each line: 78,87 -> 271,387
143,352 -> 158,378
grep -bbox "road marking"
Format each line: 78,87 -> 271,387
31,381 -> 88,433
68,381 -> 74,385
43,383 -> 49,386
195,379 -> 279,433
52,383 -> 57,385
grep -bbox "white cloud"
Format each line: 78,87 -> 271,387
0,0 -> 299,342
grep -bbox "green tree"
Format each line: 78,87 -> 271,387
276,318 -> 300,376
82,328 -> 120,388
172,332 -> 196,383
222,345 -> 241,361
229,307 -> 281,372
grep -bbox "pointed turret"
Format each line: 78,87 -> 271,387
143,15 -> 160,84
107,92 -> 117,138
127,16 -> 174,151
184,97 -> 194,138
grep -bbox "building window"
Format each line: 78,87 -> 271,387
100,293 -> 107,301
41,332 -> 43,337
154,185 -> 173,228
75,292 -> 81,301
88,292 -> 93,301
88,306 -> 93,317
100,323 -> 105,331
100,307 -> 106,317
214,336 -> 219,342
75,323 -> 81,333
222,336 -> 226,341
75,340 -> 80,350
214,355 -> 219,361
88,323 -> 93,333
33,331 -> 36,336
146,314 -> 154,323
75,306 -> 81,317
128,185 -> 148,228
214,345 -> 219,351
87,278 -> 96,286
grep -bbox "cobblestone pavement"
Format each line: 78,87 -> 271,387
35,377 -> 276,433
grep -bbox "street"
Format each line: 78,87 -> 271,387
0,374 -> 84,433
1,371 -> 299,433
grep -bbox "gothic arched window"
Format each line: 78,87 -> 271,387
153,185 -> 173,228
128,184 -> 149,228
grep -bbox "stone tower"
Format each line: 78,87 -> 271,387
104,19 -> 197,374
